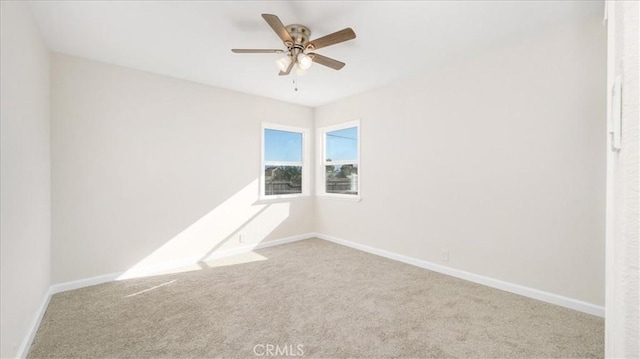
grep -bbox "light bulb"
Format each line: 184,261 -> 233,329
296,66 -> 307,76
275,56 -> 292,72
297,53 -> 312,70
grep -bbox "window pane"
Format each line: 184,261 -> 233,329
325,164 -> 358,195
264,129 -> 302,162
326,127 -> 358,162
265,165 -> 302,195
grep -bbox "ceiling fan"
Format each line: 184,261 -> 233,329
232,14 -> 356,76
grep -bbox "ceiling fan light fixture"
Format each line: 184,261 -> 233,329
297,53 -> 312,70
232,14 -> 356,76
275,56 -> 292,72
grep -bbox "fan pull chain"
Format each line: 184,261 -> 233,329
293,72 -> 298,92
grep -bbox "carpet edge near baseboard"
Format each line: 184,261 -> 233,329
20,232 -> 316,359
313,232 -> 605,318
19,231 -> 604,359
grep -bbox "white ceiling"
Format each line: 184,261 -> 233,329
28,1 -> 602,107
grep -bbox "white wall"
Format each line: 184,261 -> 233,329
314,17 -> 606,306
0,2 -> 51,357
51,53 -> 314,284
605,1 -> 639,357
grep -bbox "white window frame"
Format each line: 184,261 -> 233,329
316,120 -> 361,201
261,123 -> 310,200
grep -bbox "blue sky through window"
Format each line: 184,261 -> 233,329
326,127 -> 358,161
264,129 -> 302,162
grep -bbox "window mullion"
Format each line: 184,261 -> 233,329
265,162 -> 303,167
324,160 -> 357,166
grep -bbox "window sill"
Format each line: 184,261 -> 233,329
316,194 -> 362,202
256,194 -> 312,204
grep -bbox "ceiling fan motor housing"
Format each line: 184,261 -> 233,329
231,14 -> 353,75
286,24 -> 311,52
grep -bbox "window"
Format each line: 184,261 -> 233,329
261,124 -> 309,198
318,120 -> 360,199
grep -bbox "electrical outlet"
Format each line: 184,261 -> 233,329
440,249 -> 449,262
239,233 -> 245,243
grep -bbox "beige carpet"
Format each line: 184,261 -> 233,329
28,238 -> 603,358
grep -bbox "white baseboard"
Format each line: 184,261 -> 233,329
17,288 -> 52,359
50,272 -> 121,295
23,233 -> 314,358
116,232 -> 316,280
204,232 -> 314,261
313,233 -> 605,318
50,232 -> 315,294
20,230 -> 603,359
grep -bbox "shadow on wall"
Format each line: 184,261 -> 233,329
114,179 -> 290,280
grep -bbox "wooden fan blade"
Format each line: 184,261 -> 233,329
279,60 -> 294,76
307,28 -> 356,51
231,49 -> 284,54
262,14 -> 293,45
309,53 -> 345,70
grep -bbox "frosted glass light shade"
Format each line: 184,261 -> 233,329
275,56 -> 292,71
297,53 -> 312,70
